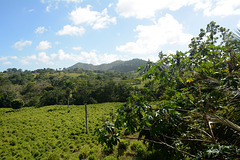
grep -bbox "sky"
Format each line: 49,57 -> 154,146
0,0 -> 240,71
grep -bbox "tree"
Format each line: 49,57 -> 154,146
92,81 -> 118,103
96,22 -> 240,159
11,99 -> 24,109
72,80 -> 97,105
40,89 -> 66,106
0,86 -> 17,108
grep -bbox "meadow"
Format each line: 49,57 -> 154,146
0,103 -> 130,159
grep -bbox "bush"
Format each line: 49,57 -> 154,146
130,141 -> 146,156
117,141 -> 129,156
78,145 -> 90,159
87,154 -> 98,160
11,99 -> 24,109
48,152 -> 61,160
103,156 -> 116,160
102,146 -> 114,155
26,96 -> 40,107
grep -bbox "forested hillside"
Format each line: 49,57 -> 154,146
68,59 -> 148,72
0,68 -> 143,108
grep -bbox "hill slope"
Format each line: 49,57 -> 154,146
68,58 -> 148,72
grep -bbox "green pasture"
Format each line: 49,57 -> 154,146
0,103 -> 121,159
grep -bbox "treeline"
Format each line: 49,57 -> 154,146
0,68 -> 141,108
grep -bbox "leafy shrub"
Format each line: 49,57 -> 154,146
102,146 -> 114,155
11,99 -> 24,109
130,141 -> 146,156
78,145 -> 90,159
103,155 -> 116,160
26,96 -> 40,107
90,146 -> 100,155
48,152 -> 61,160
88,97 -> 98,104
117,141 -> 129,156
87,154 -> 98,160
197,144 -> 240,159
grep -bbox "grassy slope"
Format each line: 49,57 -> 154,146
0,103 -> 122,159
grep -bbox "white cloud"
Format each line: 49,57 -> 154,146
56,25 -> 85,36
72,47 -> 82,51
0,57 -> 12,65
10,56 -> 18,60
16,48 -> 125,68
0,57 -> 8,61
42,0 -> 82,12
51,49 -> 77,61
98,53 -> 121,64
3,61 -> 12,65
80,51 -> 99,64
20,53 -> 54,65
116,14 -> 193,54
20,55 -> 37,65
46,5 -> 51,12
38,52 -> 54,65
108,3 -> 114,8
194,0 -> 240,17
139,55 -> 159,63
50,49 -> 122,65
0,56 -> 18,66
116,0 -> 240,19
13,40 -> 32,51
44,4 -> 58,12
69,5 -> 116,29
167,50 -> 176,55
116,0 -> 195,19
35,26 -> 47,34
36,41 -> 52,50
50,49 -> 96,63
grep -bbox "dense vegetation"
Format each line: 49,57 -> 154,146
96,22 -> 240,159
0,68 -> 143,108
0,103 -> 120,159
1,21 -> 240,160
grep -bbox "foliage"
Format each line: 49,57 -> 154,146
0,86 -> 17,108
11,99 -> 24,109
0,68 -> 138,108
96,21 -> 240,159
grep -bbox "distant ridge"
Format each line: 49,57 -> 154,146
68,58 -> 148,72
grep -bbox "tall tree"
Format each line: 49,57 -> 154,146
96,22 -> 240,159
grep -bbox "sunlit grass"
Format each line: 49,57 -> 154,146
0,103 -> 121,159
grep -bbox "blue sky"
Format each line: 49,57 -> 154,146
0,0 -> 240,71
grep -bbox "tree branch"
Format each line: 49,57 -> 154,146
159,133 -> 212,143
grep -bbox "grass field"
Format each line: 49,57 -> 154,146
0,103 -> 123,159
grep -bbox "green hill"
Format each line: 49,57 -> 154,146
68,58 -> 148,72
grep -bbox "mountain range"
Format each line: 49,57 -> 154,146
68,58 -> 148,72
